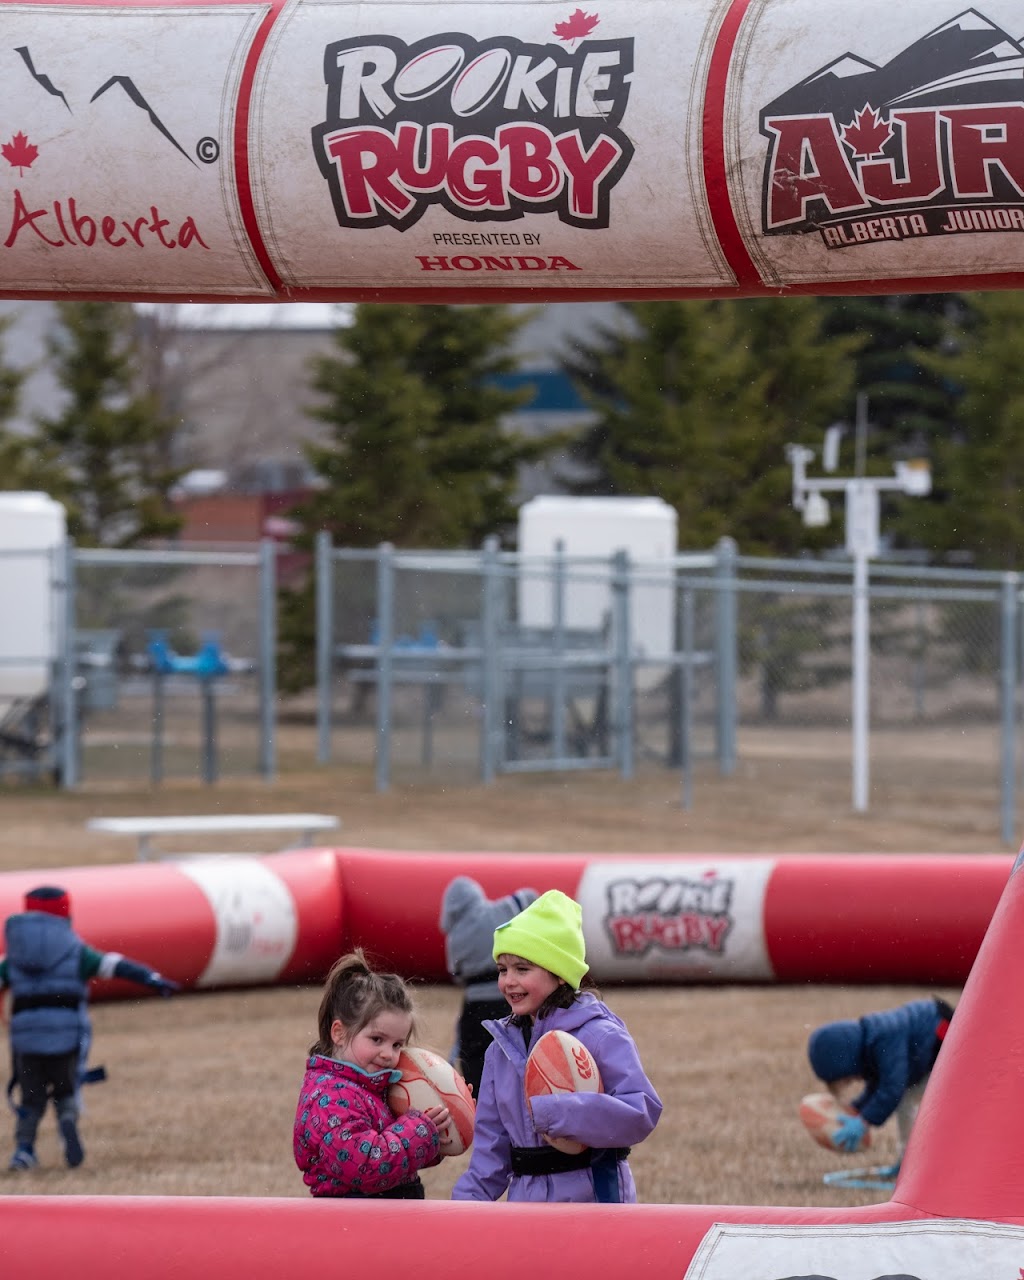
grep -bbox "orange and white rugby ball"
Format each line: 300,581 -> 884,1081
388,1046 -> 475,1157
524,1029 -> 603,1155
799,1091 -> 871,1154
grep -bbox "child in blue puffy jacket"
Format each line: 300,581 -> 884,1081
0,885 -> 180,1172
807,995 -> 955,1171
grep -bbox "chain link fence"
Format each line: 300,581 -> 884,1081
316,540 -> 1019,839
64,546 -> 276,786
0,535 -> 1019,841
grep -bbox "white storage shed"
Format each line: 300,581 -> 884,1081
517,496 -> 678,666
0,492 -> 66,717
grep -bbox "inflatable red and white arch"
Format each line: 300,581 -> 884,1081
0,0 -> 1023,303
3,0 -> 1024,1264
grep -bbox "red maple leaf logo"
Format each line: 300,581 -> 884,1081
2,131 -> 38,175
840,105 -> 892,160
553,8 -> 600,42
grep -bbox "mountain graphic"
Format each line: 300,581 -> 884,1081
15,47 -> 196,165
762,7 -> 1024,122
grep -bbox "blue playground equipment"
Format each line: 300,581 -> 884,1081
146,631 -> 232,784
147,631 -> 231,680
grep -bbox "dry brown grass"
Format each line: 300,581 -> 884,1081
0,731 -> 1000,1203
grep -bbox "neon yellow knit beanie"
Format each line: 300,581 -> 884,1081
492,889 -> 589,989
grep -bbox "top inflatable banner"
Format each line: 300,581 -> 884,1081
2,0 -> 1024,302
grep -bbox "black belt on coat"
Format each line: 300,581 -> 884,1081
12,993 -> 81,1014
510,1144 -> 631,1176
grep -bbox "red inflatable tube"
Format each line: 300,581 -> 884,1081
336,849 -> 587,980
0,1197 -> 926,1279
0,848 -> 345,995
0,849 -> 1013,991
333,850 -> 1014,986
762,854 -> 1013,983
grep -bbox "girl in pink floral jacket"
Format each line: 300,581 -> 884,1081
294,950 -> 448,1199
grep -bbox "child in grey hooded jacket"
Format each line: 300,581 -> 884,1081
439,876 -> 537,1097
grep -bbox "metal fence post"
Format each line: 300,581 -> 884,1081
258,538 -> 277,781
480,536 -> 500,783
612,549 -> 633,779
714,536 -> 738,776
58,539 -> 79,789
681,583 -> 695,810
552,540 -> 567,762
375,543 -> 395,793
315,530 -> 333,765
1000,571 -> 1019,846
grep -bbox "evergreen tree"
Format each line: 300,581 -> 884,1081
912,290 -> 1024,569
562,298 -> 861,554
294,303 -> 542,547
0,313 -> 66,495
821,293 -> 963,454
36,302 -> 182,547
279,303 -> 549,692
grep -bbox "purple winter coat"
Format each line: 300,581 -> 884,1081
451,992 -> 662,1203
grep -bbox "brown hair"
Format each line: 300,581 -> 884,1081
510,972 -> 601,1028
310,949 -> 418,1057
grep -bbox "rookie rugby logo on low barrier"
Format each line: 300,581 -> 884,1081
760,9 -> 1024,248
313,16 -> 634,230
603,873 -> 735,957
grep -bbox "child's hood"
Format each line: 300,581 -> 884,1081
487,992 -> 624,1060
440,876 -> 487,933
539,992 -> 627,1038
5,912 -> 79,974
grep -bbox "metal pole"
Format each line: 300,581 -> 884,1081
201,678 -> 218,784
854,391 -> 868,477
852,550 -> 870,812
315,530 -> 333,765
375,543 -> 395,793
480,536 -> 500,783
150,670 -> 164,785
714,536 -> 738,776
58,539 -> 79,789
681,584 -> 694,811
258,537 -> 277,780
613,549 -> 633,779
552,540 -> 567,762
1000,572 -> 1019,846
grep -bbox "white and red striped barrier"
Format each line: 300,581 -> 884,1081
0,0 -> 1023,302
0,849 -> 1011,993
2,846 -> 1024,1278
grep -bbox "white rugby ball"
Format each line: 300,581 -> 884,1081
388,1046 -> 475,1157
524,1029 -> 603,1155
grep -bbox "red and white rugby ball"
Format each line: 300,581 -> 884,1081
524,1029 -> 603,1155
388,1047 -> 475,1157
799,1091 -> 871,1154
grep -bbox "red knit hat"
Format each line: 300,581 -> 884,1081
24,885 -> 71,918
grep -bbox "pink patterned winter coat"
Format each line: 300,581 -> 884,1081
294,1055 -> 441,1197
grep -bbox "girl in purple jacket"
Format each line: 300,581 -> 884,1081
294,950 -> 448,1199
452,890 -> 662,1204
